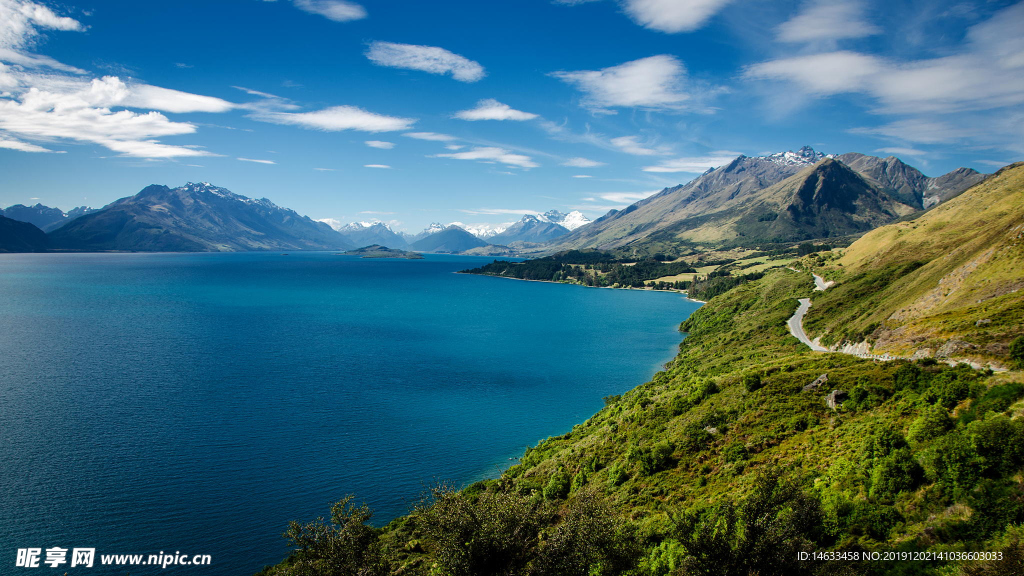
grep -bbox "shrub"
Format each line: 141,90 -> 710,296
908,405 -> 953,444
743,373 -> 763,392
543,470 -> 571,500
1010,335 -> 1024,369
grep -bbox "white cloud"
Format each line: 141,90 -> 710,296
404,131 -> 456,141
621,0 -> 734,33
0,0 -> 85,52
313,167 -> 335,171
777,1 -> 880,43
594,190 -> 659,203
561,156 -> 605,167
126,84 -> 235,113
875,147 -> 926,157
572,174 -> 592,178
642,154 -> 737,173
292,0 -> 366,22
0,134 -> 56,152
364,164 -> 391,168
365,140 -> 394,149
238,157 -> 276,164
366,41 -> 485,82
0,79 -> 217,158
749,3 -> 1024,116
434,146 -> 539,169
445,144 -> 463,150
745,51 -> 883,95
610,135 -> 666,156
454,99 -> 538,121
552,55 -> 704,112
254,105 -> 415,132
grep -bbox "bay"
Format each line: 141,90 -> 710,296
0,252 -> 700,574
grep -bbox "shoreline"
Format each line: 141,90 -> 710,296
455,270 -> 708,304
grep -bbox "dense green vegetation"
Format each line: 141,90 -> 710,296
463,251 -> 697,289
260,267 -> 1024,576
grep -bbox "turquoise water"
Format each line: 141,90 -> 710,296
0,252 -> 700,574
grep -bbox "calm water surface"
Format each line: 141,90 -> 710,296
0,252 -> 700,574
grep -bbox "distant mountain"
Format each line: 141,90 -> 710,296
834,153 -> 984,209
1,203 -> 98,232
335,221 -> 409,249
489,214 -> 569,245
544,148 -> 986,252
408,222 -> 447,242
546,210 -> 591,231
409,226 -> 489,253
0,215 -> 48,252
49,182 -> 353,252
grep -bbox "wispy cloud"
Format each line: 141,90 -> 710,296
366,41 -> 485,82
561,157 -> 605,167
552,55 -> 717,113
291,0 -> 366,22
593,190 -> 659,204
777,1 -> 880,44
0,135 -> 59,152
572,174 -> 592,178
642,154 -> 737,173
365,140 -> 395,149
404,131 -> 456,141
313,167 -> 335,171
610,135 -> 669,156
434,146 -> 539,169
238,157 -> 276,164
875,147 -> 926,157
454,99 -> 538,121
253,105 -> 415,132
364,164 -> 391,168
747,3 -> 1024,116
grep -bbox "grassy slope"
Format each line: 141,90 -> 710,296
803,163 -> 1024,365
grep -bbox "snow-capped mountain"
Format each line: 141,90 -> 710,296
760,146 -> 828,167
540,210 -> 591,231
321,220 -> 408,249
489,214 -> 570,245
447,221 -> 510,238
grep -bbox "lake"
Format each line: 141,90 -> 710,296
0,252 -> 700,574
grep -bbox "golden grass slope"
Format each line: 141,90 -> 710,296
807,162 -> 1024,365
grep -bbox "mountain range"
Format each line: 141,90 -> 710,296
543,147 -> 984,254
1,203 -> 98,233
0,148 -> 996,255
48,182 -> 353,252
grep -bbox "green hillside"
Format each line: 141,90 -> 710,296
803,163 -> 1024,367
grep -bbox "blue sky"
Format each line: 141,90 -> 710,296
0,0 -> 1022,233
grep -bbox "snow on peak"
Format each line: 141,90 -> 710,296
447,221 -> 509,238
535,209 -> 591,230
759,146 -> 826,167
559,210 -> 591,231
421,222 -> 446,235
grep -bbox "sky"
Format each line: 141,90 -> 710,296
0,0 -> 1022,233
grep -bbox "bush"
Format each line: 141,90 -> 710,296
1010,335 -> 1024,369
544,470 -> 572,500
908,405 -> 953,444
743,373 -> 763,392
